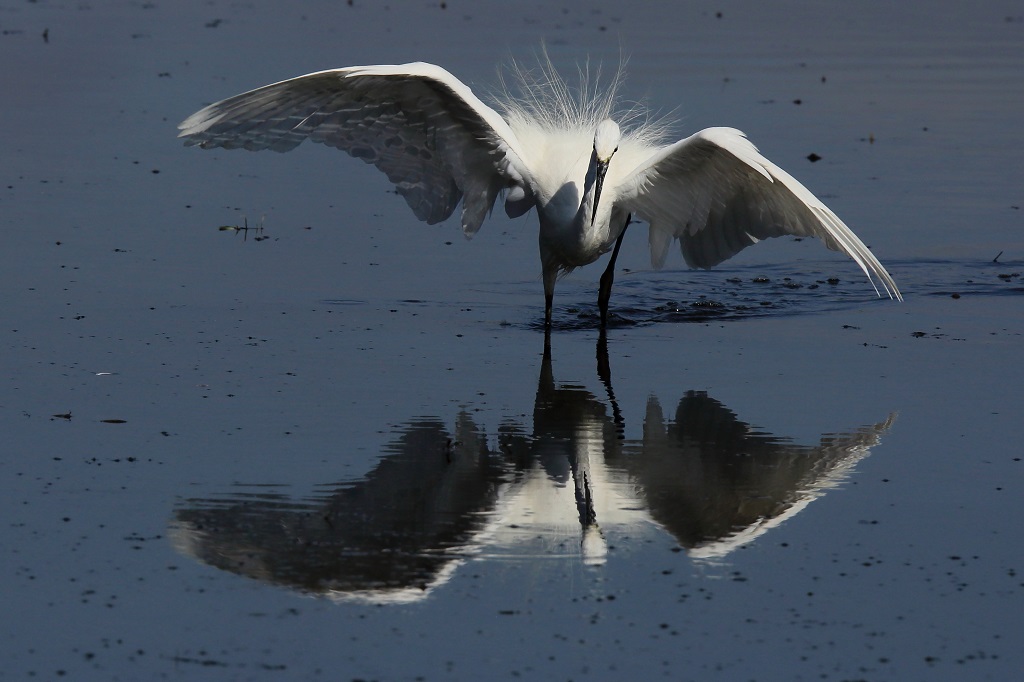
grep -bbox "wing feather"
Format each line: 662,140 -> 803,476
179,63 -> 530,234
620,128 -> 901,299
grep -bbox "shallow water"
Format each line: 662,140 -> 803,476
2,1 -> 1022,680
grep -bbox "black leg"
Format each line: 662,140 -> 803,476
598,214 -> 631,327
596,329 -> 625,438
542,265 -> 556,328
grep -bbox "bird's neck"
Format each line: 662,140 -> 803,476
537,156 -> 609,268
574,157 -> 601,232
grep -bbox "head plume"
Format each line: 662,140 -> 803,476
491,47 -> 674,148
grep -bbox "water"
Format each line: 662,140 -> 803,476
2,1 -> 1022,680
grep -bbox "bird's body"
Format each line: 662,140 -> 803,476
179,58 -> 901,325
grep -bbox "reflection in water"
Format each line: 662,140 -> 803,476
171,336 -> 896,602
172,416 -> 500,603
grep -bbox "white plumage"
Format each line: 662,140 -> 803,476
179,58 -> 901,326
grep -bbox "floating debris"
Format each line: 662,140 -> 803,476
218,215 -> 267,241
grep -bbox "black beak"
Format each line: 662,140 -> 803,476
591,158 -> 609,225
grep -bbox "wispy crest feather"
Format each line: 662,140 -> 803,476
492,50 -> 674,149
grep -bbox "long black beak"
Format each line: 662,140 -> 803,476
591,159 -> 609,225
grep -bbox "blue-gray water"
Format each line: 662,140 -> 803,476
2,1 -> 1022,680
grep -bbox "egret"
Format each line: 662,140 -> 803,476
178,58 -> 901,326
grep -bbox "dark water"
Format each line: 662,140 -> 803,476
2,1 -> 1022,680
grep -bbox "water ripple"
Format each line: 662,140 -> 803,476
536,258 -> 1022,330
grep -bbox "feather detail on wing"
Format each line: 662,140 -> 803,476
178,63 -> 532,236
618,127 -> 901,300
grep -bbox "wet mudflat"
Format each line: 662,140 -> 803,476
2,1 -> 1022,680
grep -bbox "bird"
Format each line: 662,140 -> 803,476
178,57 -> 902,327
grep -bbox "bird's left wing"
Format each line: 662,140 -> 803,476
617,128 -> 901,299
178,62 -> 531,235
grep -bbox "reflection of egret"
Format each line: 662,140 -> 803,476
495,336 -> 897,563
179,56 -> 901,326
170,339 -> 896,601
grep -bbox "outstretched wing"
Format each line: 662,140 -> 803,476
617,128 -> 901,300
178,62 -> 532,235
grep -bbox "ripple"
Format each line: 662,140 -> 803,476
532,258 -> 1023,330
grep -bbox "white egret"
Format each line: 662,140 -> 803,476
178,58 -> 901,326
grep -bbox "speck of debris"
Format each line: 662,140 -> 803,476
807,153 -> 822,162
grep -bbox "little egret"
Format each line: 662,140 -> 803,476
179,59 -> 901,326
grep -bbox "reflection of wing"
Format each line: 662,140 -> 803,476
178,63 -> 531,234
617,391 -> 897,558
170,414 -> 507,603
618,128 -> 901,299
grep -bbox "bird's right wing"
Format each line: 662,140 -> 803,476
178,63 -> 532,235
617,128 -> 901,300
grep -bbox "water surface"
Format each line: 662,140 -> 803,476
2,1 -> 1022,680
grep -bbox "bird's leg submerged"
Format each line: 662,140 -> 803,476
598,214 -> 631,327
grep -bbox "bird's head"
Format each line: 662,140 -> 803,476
589,119 -> 621,224
593,119 -> 621,163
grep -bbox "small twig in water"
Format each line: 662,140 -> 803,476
218,215 -> 267,241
